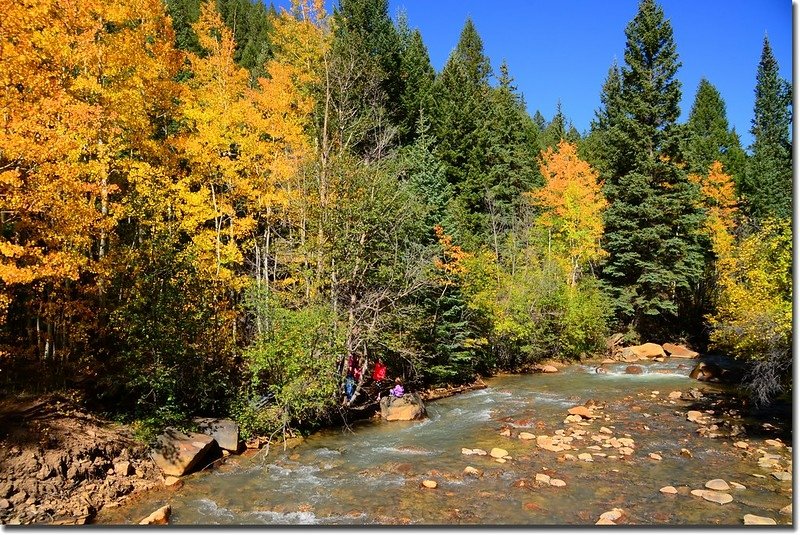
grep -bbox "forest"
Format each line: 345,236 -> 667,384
0,0 -> 792,440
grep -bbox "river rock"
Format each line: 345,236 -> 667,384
618,447 -> 634,456
660,486 -> 677,494
193,418 -> 240,452
463,466 -> 482,478
163,476 -> 181,487
139,505 -> 171,525
499,429 -> 511,437
705,479 -> 730,491
649,453 -> 662,461
549,479 -> 566,487
494,458 -> 507,464
421,480 -> 437,489
680,448 -> 693,458
564,414 -> 583,423
151,428 -> 217,477
733,441 -> 749,449
691,489 -> 733,504
599,508 -> 624,522
621,343 -> 666,361
743,514 -> 776,525
567,406 -> 593,419
533,364 -> 559,373
662,343 -> 699,358
535,473 -> 551,485
668,391 -> 682,400
578,453 -> 593,462
765,439 -> 783,448
518,432 -> 536,440
595,518 -> 615,525
380,394 -> 426,421
490,448 -> 508,459
729,481 -> 746,489
686,410 -> 704,423
624,365 -> 644,375
771,472 -> 791,481
779,504 -> 792,516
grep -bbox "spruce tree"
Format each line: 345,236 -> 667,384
684,78 -> 746,181
432,18 -> 493,247
483,62 -> 539,249
600,0 -> 704,335
742,36 -> 792,220
397,16 -> 435,145
583,62 -> 624,180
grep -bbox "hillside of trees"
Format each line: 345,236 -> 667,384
0,0 -> 792,438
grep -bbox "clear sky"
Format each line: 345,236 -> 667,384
274,0 -> 794,149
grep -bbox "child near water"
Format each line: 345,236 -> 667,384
390,377 -> 404,398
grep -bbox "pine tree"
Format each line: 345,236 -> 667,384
600,0 -> 704,335
684,78 -> 746,181
583,62 -> 624,181
432,18 -> 492,247
741,36 -> 792,220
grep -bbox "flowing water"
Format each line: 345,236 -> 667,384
98,359 -> 793,526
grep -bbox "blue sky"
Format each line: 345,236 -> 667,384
275,1 -> 793,149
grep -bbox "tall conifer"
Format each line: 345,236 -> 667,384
600,0 -> 704,334
742,37 -> 792,220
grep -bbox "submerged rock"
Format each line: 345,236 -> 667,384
743,514 -> 776,525
659,486 -> 677,494
490,448 -> 508,459
421,480 -> 437,489
705,479 -> 730,491
691,489 -> 733,505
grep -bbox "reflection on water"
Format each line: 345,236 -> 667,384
97,360 -> 792,526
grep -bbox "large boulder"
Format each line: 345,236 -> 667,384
151,428 -> 217,477
662,343 -> 699,358
380,394 -> 426,421
193,418 -> 240,452
621,343 -> 666,361
689,362 -> 741,383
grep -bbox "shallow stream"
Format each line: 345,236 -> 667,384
98,359 -> 793,525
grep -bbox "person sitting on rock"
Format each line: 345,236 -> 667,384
390,377 -> 404,399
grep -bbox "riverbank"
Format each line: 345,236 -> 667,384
0,393 -> 163,525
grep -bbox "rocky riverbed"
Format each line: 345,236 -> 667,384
95,359 -> 793,526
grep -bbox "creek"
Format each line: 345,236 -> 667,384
97,358 -> 792,525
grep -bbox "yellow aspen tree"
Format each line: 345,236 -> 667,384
0,0 -> 181,354
529,140 -> 608,285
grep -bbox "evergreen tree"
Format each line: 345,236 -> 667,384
216,0 -> 275,81
582,62 -> 624,180
396,14 -> 435,145
683,78 -> 746,181
165,0 -> 203,55
432,18 -> 492,248
600,0 -> 704,336
541,101 -> 580,149
483,61 -> 539,253
329,0 -> 401,158
741,36 -> 792,220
